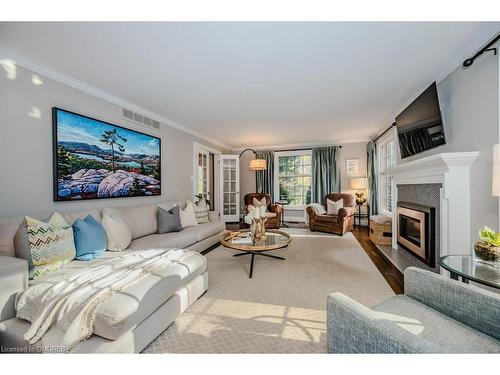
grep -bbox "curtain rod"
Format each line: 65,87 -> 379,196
463,32 -> 499,67
275,145 -> 342,152
372,123 -> 396,143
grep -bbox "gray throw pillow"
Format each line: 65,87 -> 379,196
157,206 -> 183,234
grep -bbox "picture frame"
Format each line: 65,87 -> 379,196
53,107 -> 161,201
346,158 -> 359,174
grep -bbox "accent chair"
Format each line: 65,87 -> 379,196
243,193 -> 283,229
306,193 -> 356,235
327,267 -> 500,353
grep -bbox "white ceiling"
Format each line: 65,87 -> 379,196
0,22 -> 498,149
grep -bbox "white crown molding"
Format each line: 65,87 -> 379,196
0,46 -> 231,150
231,138 -> 370,152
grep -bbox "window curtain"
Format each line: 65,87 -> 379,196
311,146 -> 341,203
367,141 -> 378,215
255,150 -> 275,201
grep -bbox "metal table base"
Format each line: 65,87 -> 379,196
233,249 -> 286,278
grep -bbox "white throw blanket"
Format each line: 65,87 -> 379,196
16,248 -> 191,351
304,203 -> 326,224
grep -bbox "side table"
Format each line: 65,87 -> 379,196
354,204 -> 370,228
275,200 -> 288,228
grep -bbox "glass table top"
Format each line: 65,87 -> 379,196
222,229 -> 291,251
439,255 -> 500,289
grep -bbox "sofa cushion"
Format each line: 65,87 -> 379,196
64,209 -> 101,225
313,214 -> 338,223
157,206 -> 182,234
103,204 -> 157,240
93,251 -> 207,340
182,220 -> 226,242
0,223 -> 19,257
101,212 -> 132,251
253,197 -> 267,207
127,231 -> 198,251
327,198 -> 343,215
31,250 -> 207,341
180,201 -> 198,228
15,213 -> 76,279
193,200 -> 210,224
72,215 -> 107,261
373,295 -> 500,353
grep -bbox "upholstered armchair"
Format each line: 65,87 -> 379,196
306,193 -> 356,235
243,193 -> 283,229
327,267 -> 500,353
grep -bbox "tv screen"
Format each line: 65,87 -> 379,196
396,82 -> 445,159
53,107 -> 161,201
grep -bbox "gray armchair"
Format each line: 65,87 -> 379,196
327,267 -> 500,353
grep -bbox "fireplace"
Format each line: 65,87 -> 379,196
397,202 -> 436,267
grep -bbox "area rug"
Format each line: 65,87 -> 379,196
143,229 -> 394,353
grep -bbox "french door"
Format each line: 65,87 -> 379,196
219,154 -> 240,222
195,149 -> 210,203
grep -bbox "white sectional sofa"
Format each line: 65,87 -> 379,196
0,201 -> 226,353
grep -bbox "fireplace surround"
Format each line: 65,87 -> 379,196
387,152 -> 479,273
397,202 -> 436,267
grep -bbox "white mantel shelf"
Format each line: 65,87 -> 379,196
387,152 -> 480,183
387,151 -> 480,265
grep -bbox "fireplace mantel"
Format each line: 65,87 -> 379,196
387,152 -> 479,184
388,152 -> 479,264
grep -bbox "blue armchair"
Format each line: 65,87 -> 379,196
327,267 -> 500,353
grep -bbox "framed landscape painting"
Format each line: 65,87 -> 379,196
53,107 -> 161,201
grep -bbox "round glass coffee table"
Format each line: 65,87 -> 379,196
221,229 -> 291,279
439,255 -> 500,289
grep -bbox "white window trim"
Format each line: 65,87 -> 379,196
376,128 -> 397,217
273,149 -> 312,210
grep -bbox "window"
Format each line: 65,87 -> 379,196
378,133 -> 396,214
274,150 -> 312,207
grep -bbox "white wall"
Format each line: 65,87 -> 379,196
396,52 -> 499,241
0,64 -> 225,218
338,142 -> 367,194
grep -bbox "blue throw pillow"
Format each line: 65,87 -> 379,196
72,215 -> 107,261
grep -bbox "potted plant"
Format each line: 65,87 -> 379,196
474,226 -> 500,267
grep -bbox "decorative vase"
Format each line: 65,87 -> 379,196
250,220 -> 257,238
355,192 -> 366,205
254,218 -> 263,241
473,241 -> 500,268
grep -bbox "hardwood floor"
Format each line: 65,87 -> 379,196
222,222 -> 404,294
352,227 -> 404,294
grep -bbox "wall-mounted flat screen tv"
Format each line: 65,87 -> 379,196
53,107 -> 161,201
396,82 -> 446,159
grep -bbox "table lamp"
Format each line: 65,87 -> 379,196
350,177 -> 368,205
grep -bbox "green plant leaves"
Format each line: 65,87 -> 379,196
478,226 -> 500,246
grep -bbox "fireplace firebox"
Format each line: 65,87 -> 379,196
397,202 -> 436,267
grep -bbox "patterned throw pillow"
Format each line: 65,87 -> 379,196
22,213 -> 76,279
194,199 -> 210,224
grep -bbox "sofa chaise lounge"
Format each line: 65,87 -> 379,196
0,201 -> 225,353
